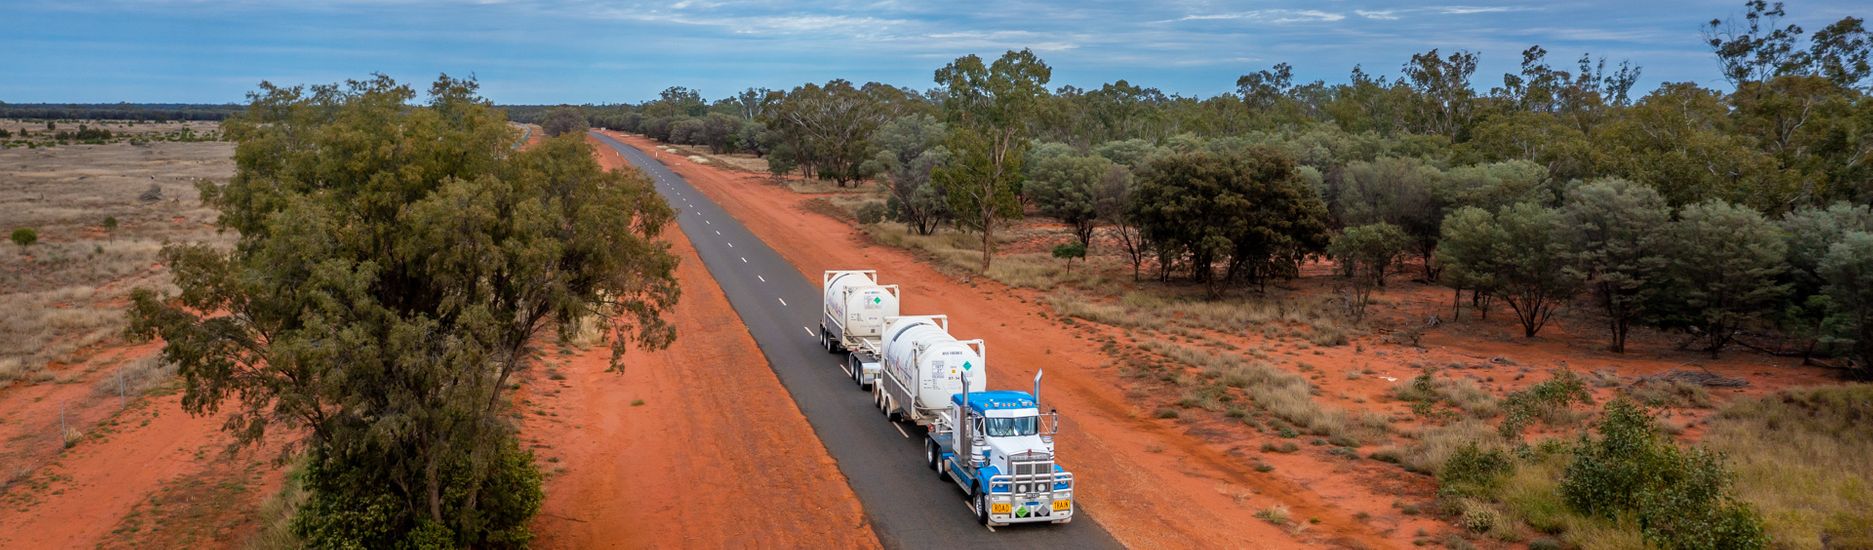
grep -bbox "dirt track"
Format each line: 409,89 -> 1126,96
519,137 -> 878,549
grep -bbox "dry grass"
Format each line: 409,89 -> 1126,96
1393,419 -> 1503,475
1394,372 -> 1501,418
1255,504 -> 1292,525
1434,386 -> 1873,549
1621,378 -> 1714,409
1044,286 -> 1352,347
90,355 -> 176,398
242,462 -> 308,550
1705,384 -> 1873,549
1140,339 -> 1386,444
1492,451 -> 1647,550
0,138 -> 232,386
2,119 -> 222,148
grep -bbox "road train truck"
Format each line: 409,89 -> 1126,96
926,372 -> 1075,526
819,270 -> 901,389
877,315 -> 986,425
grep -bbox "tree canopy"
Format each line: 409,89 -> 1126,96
126,75 -> 679,547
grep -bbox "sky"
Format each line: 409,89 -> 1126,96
0,1 -> 1863,105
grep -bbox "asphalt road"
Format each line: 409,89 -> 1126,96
592,132 -> 1123,549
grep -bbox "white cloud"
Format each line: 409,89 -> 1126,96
1436,6 -> 1526,15
1355,9 -> 1400,20
1171,9 -> 1345,24
920,30 -> 1080,52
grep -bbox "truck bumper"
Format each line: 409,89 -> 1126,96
984,491 -> 1072,525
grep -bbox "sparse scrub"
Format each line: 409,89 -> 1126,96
1621,378 -> 1713,409
1396,371 -> 1501,419
1498,370 -> 1594,440
1255,504 -> 1291,525
1140,339 -> 1382,444
1399,420 -> 1501,475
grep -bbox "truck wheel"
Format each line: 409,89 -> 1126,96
925,437 -> 939,471
975,491 -> 989,526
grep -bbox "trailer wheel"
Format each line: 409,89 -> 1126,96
974,491 -> 989,526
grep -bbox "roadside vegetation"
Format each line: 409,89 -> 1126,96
123,74 -> 680,548
584,2 -> 1873,546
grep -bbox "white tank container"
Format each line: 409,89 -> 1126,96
882,315 -> 987,416
824,270 -> 900,339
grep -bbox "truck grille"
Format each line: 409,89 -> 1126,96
1009,451 -> 1053,494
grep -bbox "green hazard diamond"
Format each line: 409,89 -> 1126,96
1015,506 -> 1030,518
962,361 -> 973,370
872,296 -> 882,304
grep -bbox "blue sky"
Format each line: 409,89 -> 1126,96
0,1 -> 1862,104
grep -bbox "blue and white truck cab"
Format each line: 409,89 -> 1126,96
925,374 -> 1075,527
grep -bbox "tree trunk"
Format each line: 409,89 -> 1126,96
979,214 -> 995,272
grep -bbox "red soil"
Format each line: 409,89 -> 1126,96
0,343 -> 281,549
598,129 -> 1852,548
598,130 -> 1414,548
516,137 -> 877,549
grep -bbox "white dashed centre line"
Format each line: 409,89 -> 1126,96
839,362 -> 853,377
757,275 -> 766,282
727,242 -> 733,248
740,257 -> 748,263
803,326 -> 813,336
892,423 -> 909,438
714,230 -> 721,235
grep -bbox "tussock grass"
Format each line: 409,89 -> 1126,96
1395,372 -> 1501,418
90,355 -> 176,398
1045,287 -> 1353,347
1140,339 -> 1385,444
1,284 -> 124,383
1621,378 -> 1713,409
1706,384 -> 1873,549
1425,387 -> 1873,549
1394,419 -> 1502,475
243,461 -> 309,550
1043,293 -> 1140,327
2,140 -> 232,384
1255,504 -> 1291,525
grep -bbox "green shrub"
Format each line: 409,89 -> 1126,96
1560,399 -> 1765,549
293,438 -> 542,549
1498,370 -> 1593,440
855,201 -> 886,225
1459,500 -> 1502,533
10,227 -> 36,253
1441,441 -> 1513,496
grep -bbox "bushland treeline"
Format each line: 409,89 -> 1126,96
555,2 -> 1873,373
0,102 -> 243,121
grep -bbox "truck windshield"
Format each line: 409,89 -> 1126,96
983,416 -> 1038,437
